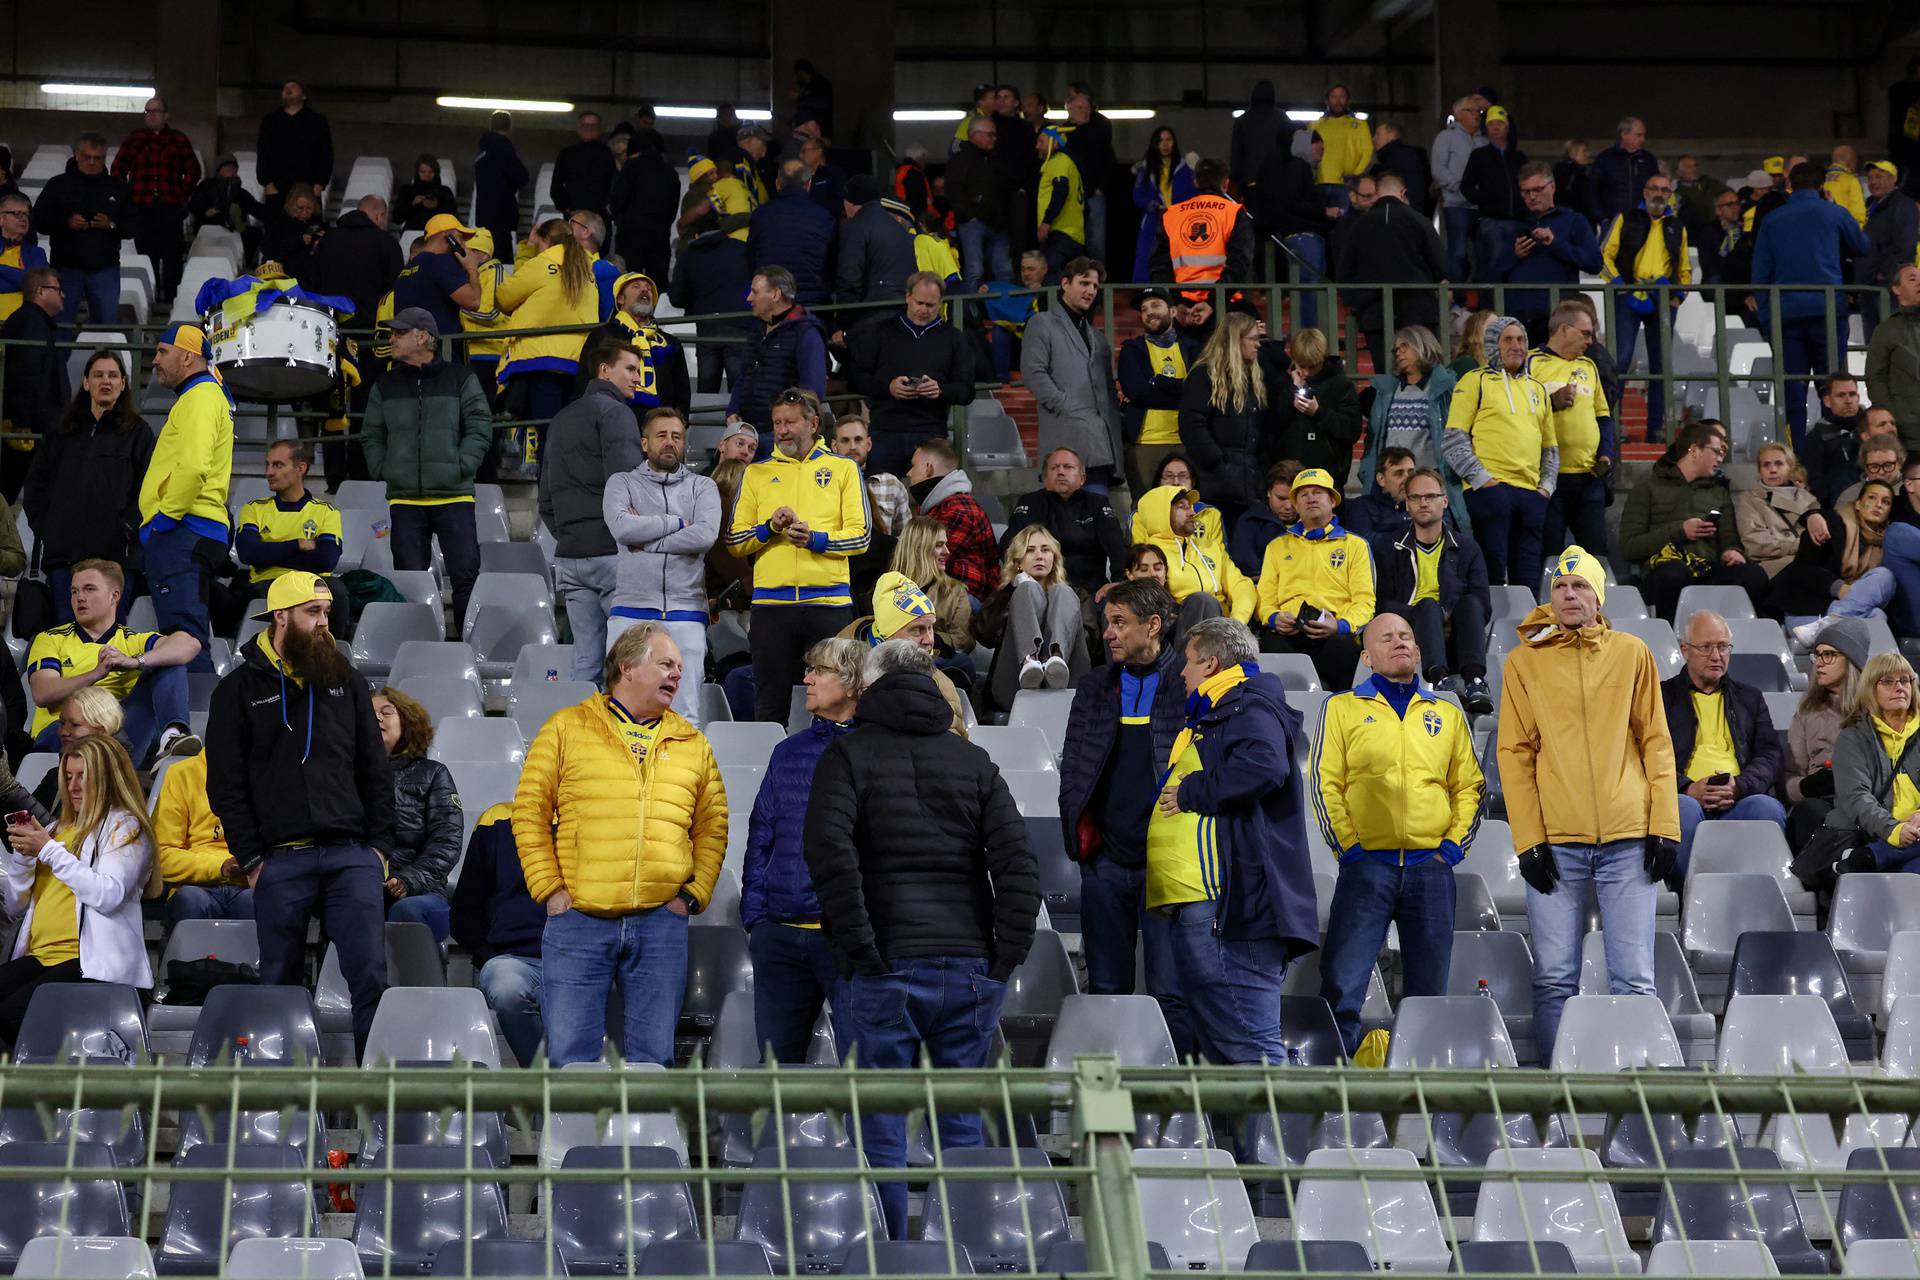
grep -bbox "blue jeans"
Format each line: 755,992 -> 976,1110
749,923 -> 839,1064
388,892 -> 451,942
1553,473 -> 1609,558
1676,793 -> 1787,877
1163,897 -> 1290,1065
1282,233 -> 1327,330
1464,483 -> 1549,588
1078,859 -> 1191,1062
142,523 -> 219,673
554,555 -> 618,684
1527,839 -> 1656,1067
1319,857 -> 1457,1057
837,957 -> 1007,1239
957,220 -> 1013,293
35,663 -> 192,764
1475,219 -> 1525,285
541,904 -> 689,1067
166,884 -> 254,926
1856,525 -> 1920,636
1442,207 -> 1477,284
478,954 -> 544,1067
254,843 -> 389,1060
1084,191 -> 1108,266
57,267 -> 118,327
1774,315 -> 1831,450
1611,298 -> 1670,443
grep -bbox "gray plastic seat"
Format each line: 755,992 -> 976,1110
1245,1240 -> 1378,1273
430,1241 -> 568,1277
1132,1148 -> 1258,1271
1690,823 -> 1813,914
1293,1147 -> 1449,1272
350,603 -> 445,674
0,1143 -> 130,1272
383,571 -> 445,619
385,642 -> 477,687
477,542 -> 550,580
682,927 -> 752,1031
14,984 -> 147,1064
1256,651 -> 1320,690
509,644 -> 579,691
840,1242 -> 975,1275
1725,931 -> 1875,1058
350,1145 -> 507,1273
155,1144 -> 311,1274
1646,1241 -> 1781,1277
732,1147 -> 885,1272
466,578 -> 561,678
317,924 -> 447,1036
1471,1149 -> 1636,1274
1649,1149 -> 1824,1274
549,1147 -> 698,1276
1674,585 -> 1759,632
702,994 -> 842,1165
705,723 -> 783,770
1548,996 -> 1684,1072
1454,871 -> 1501,930
391,676 -> 484,724
1579,931 -> 1717,1052
15,1239 -> 155,1280
363,988 -> 501,1067
185,987 -> 321,1066
467,574 -> 555,623
968,726 -> 1057,774
1841,1241 -> 1920,1277
224,1238 -> 364,1280
359,1061 -> 509,1171
539,1063 -> 687,1168
1451,1242 -> 1581,1274
1045,996 -> 1200,1146
1725,619 -> 1798,692
1043,1242 -> 1171,1273
1833,1148 -> 1920,1260
1489,585 -> 1536,622
428,717 -> 527,764
638,1243 -> 772,1276
1831,874 -> 1920,971
332,480 -> 389,509
510,680 -> 598,741
1386,997 -> 1539,1163
999,930 -> 1078,1066
919,1147 -> 1070,1270
444,762 -> 524,851
1682,874 -> 1795,972
1446,931 -> 1536,1046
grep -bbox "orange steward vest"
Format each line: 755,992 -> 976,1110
1162,194 -> 1237,300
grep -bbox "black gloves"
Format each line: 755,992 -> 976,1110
1799,767 -> 1836,799
1517,844 -> 1560,894
1645,836 -> 1681,891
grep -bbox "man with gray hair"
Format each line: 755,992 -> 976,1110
805,637 -> 1039,1239
566,209 -> 621,318
747,157 -> 836,306
727,267 -> 829,451
1149,616 -> 1318,1064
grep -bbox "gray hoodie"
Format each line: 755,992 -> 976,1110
1430,120 -> 1488,210
603,462 -> 723,617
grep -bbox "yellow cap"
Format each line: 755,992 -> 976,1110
1484,105 -> 1510,125
466,227 -> 495,258
423,213 -> 477,239
1868,159 -> 1900,177
1550,545 -> 1607,606
1763,156 -> 1786,176
688,157 -> 718,183
251,571 -> 333,621
1290,467 -> 1341,502
612,271 -> 657,301
871,571 -> 936,642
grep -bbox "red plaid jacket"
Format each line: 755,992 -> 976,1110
924,492 -> 1001,600
112,128 -> 202,207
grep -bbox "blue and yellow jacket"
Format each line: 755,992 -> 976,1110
1310,673 -> 1484,865
0,240 -> 49,323
1256,520 -> 1375,635
496,243 -> 596,379
725,442 -> 871,607
139,372 -> 233,543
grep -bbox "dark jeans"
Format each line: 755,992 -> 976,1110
388,893 -> 450,942
1406,594 -> 1489,680
748,605 -> 852,724
1773,315 -> 1831,450
1611,299 -> 1670,443
1442,207 -> 1476,285
1319,857 -> 1456,1057
130,202 -> 187,296
1553,472 -> 1610,558
144,524 -> 222,673
749,923 -> 839,1064
1262,628 -> 1361,691
695,322 -> 752,395
56,267 -> 118,327
1464,483 -> 1549,588
1641,559 -> 1771,623
504,372 -> 574,470
254,843 -> 389,1060
1474,219 -> 1525,285
166,884 -> 254,926
0,957 -> 87,1053
389,502 -> 481,628
837,957 -> 1007,1239
1162,897 -> 1289,1065
31,663 -> 191,765
1078,858 -> 1192,1062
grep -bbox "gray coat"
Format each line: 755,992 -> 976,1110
1020,306 -> 1122,472
1786,701 -> 1845,804
603,462 -> 722,617
538,379 -> 643,559
1830,715 -> 1920,840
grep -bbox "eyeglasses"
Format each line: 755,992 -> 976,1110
1879,675 -> 1914,688
1684,642 -> 1732,656
1406,491 -> 1446,503
1812,649 -> 1847,664
774,390 -> 812,405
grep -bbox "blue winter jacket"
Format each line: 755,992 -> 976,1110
1059,641 -> 1189,862
1489,205 -> 1602,320
1753,189 -> 1873,320
747,188 -> 837,305
1174,670 -> 1320,955
447,803 -> 544,965
741,716 -> 854,928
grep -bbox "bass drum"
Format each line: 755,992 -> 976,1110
208,301 -> 338,402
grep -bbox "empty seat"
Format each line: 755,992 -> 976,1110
637,1243 -> 772,1276
1256,651 -> 1320,690
1674,585 -> 1759,633
732,1147 -> 884,1272
1132,1148 -> 1259,1271
1547,996 -> 1684,1072
1649,1149 -> 1824,1274
1879,933 -> 1920,1027
1446,931 -> 1536,1048
393,676 -> 485,723
1645,1241 -> 1782,1277
841,1242 -> 975,1275
1455,871 -> 1501,930
1026,818 -> 1079,931
444,762 -> 523,850
682,927 -> 752,1030
331,480 -> 389,509
14,984 -> 146,1065
1472,1148 -> 1638,1274
478,542 -> 551,579
919,1147 -> 1070,1271
1682,874 -> 1795,973
1725,931 -> 1875,1058
155,1145 -> 310,1274
358,1060 -> 508,1171
1725,619 -> 1798,692
184,986 -> 322,1066
1005,690 -> 1073,758
430,1241 -> 568,1277
1043,1242 -> 1172,1273
1720,995 -> 1908,1168
1841,1241 -> 1920,1277
386,641 -> 478,686
15,1238 -> 155,1280
1689,823 -> 1814,916
511,680 -> 598,741
429,717 -> 527,764
363,988 -> 501,1067
0,1143 -> 130,1271
510,644 -> 579,690
350,1146 -> 507,1273
1291,1147 -> 1449,1273
1833,1148 -> 1920,1260
538,1063 -> 687,1168
350,603 -> 444,674
1241,996 -> 1389,1167
1452,1242 -> 1582,1275
1831,874 -> 1920,971
466,575 -> 560,676
549,1147 -> 698,1275
1579,931 -> 1718,1059
999,930 -> 1078,1065
967,726 -> 1056,773
1386,997 -> 1539,1163
1045,996 -> 1201,1144
706,723 -> 783,769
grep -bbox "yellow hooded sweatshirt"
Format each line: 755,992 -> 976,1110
1134,485 -> 1256,621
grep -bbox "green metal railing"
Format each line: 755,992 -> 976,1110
3,1056 -> 1919,1279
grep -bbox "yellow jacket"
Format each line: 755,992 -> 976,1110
1313,115 -> 1374,185
1256,523 -> 1376,633
1311,676 -> 1483,860
1496,603 -> 1681,852
710,175 -> 756,241
725,442 -> 871,607
1134,486 -> 1256,621
139,374 -> 233,537
1446,365 -> 1557,492
459,258 -> 512,360
512,695 -> 727,915
153,753 -> 239,893
1824,166 -> 1868,229
1037,150 -> 1086,244
496,243 -> 595,379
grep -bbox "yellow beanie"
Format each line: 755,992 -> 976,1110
871,571 -> 936,642
1551,545 -> 1607,605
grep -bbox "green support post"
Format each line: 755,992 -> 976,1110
1072,1057 -> 1154,1280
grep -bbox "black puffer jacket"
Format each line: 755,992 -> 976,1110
388,755 -> 462,898
803,669 -> 1040,979
1177,361 -> 1274,509
1265,352 -> 1363,485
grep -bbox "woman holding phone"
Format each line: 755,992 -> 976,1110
0,735 -> 155,1050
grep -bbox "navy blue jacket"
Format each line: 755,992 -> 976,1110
668,228 -> 752,318
1754,189 -> 1873,320
1370,524 -> 1491,616
1175,670 -> 1319,955
747,188 -> 838,305
1490,205 -> 1602,320
1059,641 -> 1188,862
472,131 -> 528,239
1228,505 -> 1287,578
1659,671 -> 1782,801
741,717 -> 853,929
1587,144 -> 1661,227
448,804 -> 543,964
835,201 -> 917,306
727,304 -> 830,430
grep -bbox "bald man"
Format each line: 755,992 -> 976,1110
1662,610 -> 1786,875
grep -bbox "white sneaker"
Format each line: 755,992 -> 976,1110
158,726 -> 202,758
1043,649 -> 1071,689
1018,656 -> 1046,689
1788,620 -> 1823,653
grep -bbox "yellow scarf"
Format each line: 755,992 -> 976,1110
1165,662 -> 1254,773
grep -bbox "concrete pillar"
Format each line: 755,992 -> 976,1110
768,0 -> 895,155
155,0 -> 222,163
1431,0 -> 1502,121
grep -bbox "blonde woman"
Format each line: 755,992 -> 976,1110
1830,651 -> 1920,873
0,735 -> 154,1050
1176,311 -> 1270,524
1269,326 -> 1362,485
1449,309 -> 1496,379
890,516 -> 973,652
981,525 -> 1089,708
497,216 -> 599,432
32,687 -> 124,814
1736,441 -> 1819,576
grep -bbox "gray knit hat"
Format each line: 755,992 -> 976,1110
1812,616 -> 1871,672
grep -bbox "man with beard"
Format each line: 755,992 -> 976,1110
575,272 -> 690,417
206,572 -> 393,1060
1117,289 -> 1202,495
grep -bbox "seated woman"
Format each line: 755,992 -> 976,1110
890,517 -> 974,657
31,687 -> 122,815
1785,618 -> 1868,850
1830,651 -> 1920,875
1737,441 -> 1820,578
0,735 -> 154,1050
1773,481 -> 1893,628
980,525 -> 1091,709
371,688 -> 462,941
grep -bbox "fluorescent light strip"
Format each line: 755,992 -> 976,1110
655,105 -> 774,121
1286,108 -> 1368,121
42,83 -> 153,99
737,109 -> 772,121
437,95 -> 575,113
895,109 -> 966,122
1044,107 -> 1157,121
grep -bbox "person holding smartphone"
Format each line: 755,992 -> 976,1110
1618,421 -> 1770,622
1663,610 -> 1787,877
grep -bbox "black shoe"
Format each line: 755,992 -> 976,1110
1463,676 -> 1494,716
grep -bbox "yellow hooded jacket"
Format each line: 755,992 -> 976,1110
153,752 -> 239,894
1134,485 -> 1256,621
725,442 -> 872,607
1256,522 -> 1376,634
1496,603 -> 1681,853
496,242 -> 596,379
512,695 -> 727,915
1311,678 -> 1483,860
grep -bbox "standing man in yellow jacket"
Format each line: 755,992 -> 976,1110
1304,84 -> 1373,210
1035,127 -> 1086,280
512,622 -> 727,1066
143,323 -> 233,674
1312,608 -> 1482,1054
1497,546 -> 1679,1066
726,388 -> 871,723
1256,468 -> 1375,689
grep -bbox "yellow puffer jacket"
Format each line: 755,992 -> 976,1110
511,695 -> 728,916
496,243 -> 596,380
